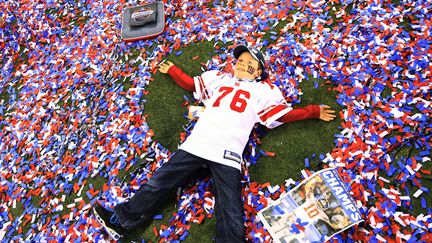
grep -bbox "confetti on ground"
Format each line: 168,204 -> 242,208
0,0 -> 431,242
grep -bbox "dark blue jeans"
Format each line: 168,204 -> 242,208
114,149 -> 245,242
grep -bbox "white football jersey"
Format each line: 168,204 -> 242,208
179,70 -> 292,170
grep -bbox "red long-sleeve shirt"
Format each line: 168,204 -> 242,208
167,65 -> 195,92
167,65 -> 321,123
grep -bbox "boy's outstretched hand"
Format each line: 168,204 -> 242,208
158,60 -> 174,73
319,105 -> 336,121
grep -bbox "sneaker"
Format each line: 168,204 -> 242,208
92,202 -> 126,240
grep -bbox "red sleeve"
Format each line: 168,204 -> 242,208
277,105 -> 321,123
167,65 -> 195,92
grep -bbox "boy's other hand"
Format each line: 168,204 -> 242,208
158,60 -> 174,74
319,105 -> 336,122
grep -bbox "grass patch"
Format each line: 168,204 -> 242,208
145,41 -> 217,151
250,78 -> 341,184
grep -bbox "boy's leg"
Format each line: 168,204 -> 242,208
208,162 -> 245,243
113,150 -> 206,230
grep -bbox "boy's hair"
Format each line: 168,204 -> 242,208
233,45 -> 268,80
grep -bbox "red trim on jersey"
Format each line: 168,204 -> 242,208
258,104 -> 288,122
197,76 -> 209,100
257,104 -> 276,117
277,105 -> 321,123
167,65 -> 195,92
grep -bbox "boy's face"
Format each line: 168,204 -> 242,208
234,52 -> 262,80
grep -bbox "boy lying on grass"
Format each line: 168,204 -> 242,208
93,45 -> 336,242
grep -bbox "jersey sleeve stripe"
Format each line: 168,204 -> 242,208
257,104 -> 277,117
259,104 -> 290,123
197,76 -> 209,100
194,76 -> 208,100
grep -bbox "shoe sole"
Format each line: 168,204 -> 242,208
92,207 -> 123,240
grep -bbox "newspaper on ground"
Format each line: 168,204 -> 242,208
258,168 -> 363,243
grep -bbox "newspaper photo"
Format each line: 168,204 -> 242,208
258,168 -> 363,243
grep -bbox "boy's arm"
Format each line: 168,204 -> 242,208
277,105 -> 335,123
159,60 -> 195,92
167,65 -> 195,92
277,105 -> 320,123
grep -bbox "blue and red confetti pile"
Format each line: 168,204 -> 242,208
1,0 -> 431,242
